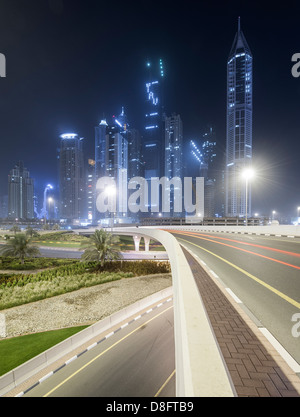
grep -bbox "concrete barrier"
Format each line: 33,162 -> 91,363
155,224 -> 300,237
0,286 -> 172,397
121,227 -> 236,397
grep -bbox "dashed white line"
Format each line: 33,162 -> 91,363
225,288 -> 242,304
259,328 -> 300,373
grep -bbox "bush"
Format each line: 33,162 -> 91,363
0,259 -> 171,310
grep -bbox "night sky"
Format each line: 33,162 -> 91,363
0,0 -> 299,219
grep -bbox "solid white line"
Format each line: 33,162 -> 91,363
259,328 -> 300,373
225,288 -> 242,304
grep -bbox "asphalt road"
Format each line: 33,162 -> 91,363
170,230 -> 300,367
23,300 -> 175,397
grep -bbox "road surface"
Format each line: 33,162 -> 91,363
170,230 -> 300,367
23,299 -> 175,397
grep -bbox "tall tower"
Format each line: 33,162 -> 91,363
164,113 -> 183,217
94,117 -> 128,222
143,59 -> 165,181
59,133 -> 85,221
225,17 -> 253,217
8,161 -> 34,220
164,113 -> 183,180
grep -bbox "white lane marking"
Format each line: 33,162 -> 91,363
225,288 -> 242,304
209,269 -> 219,279
259,328 -> 300,373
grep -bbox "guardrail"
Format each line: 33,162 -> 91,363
156,224 -> 300,238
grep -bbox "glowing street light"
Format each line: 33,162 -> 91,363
242,168 -> 255,225
105,185 -> 116,232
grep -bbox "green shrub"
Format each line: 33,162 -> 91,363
0,259 -> 171,310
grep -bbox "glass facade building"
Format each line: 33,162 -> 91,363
143,59 -> 164,181
59,133 -> 85,221
226,18 -> 253,217
8,161 -> 34,220
94,117 -> 128,221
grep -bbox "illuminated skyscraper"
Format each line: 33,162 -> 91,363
164,113 -> 183,217
164,113 -> 183,180
94,117 -> 128,222
59,133 -> 85,221
86,158 -> 95,222
8,161 -> 34,220
226,18 -> 253,217
143,59 -> 164,180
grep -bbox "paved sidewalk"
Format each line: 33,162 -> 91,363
182,247 -> 300,397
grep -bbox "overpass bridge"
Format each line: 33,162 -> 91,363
74,224 -> 300,396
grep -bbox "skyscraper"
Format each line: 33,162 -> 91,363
94,117 -> 128,222
8,161 -> 34,220
86,158 -> 95,222
143,59 -> 165,180
164,113 -> 183,179
164,113 -> 183,217
190,127 -> 217,217
225,18 -> 253,217
58,133 -> 85,222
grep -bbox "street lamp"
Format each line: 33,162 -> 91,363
242,168 -> 255,225
48,197 -> 53,220
105,185 -> 116,232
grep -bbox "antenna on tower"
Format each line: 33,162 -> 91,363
238,16 -> 241,32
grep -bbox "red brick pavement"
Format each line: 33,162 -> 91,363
182,247 -> 300,397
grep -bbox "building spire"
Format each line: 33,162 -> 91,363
238,16 -> 241,33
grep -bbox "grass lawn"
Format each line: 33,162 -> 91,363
0,326 -> 88,376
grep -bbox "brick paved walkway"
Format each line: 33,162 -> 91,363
182,247 -> 300,397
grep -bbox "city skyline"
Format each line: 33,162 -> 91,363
0,1 -> 299,220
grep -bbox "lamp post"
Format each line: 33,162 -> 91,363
105,185 -> 116,233
242,168 -> 254,226
48,197 -> 53,221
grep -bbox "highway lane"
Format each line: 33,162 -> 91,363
23,300 -> 175,397
170,230 -> 300,367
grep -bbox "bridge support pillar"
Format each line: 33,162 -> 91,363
144,236 -> 150,252
133,235 -> 141,251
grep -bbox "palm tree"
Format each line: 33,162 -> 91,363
0,233 -> 41,264
10,224 -> 21,235
79,229 -> 122,267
